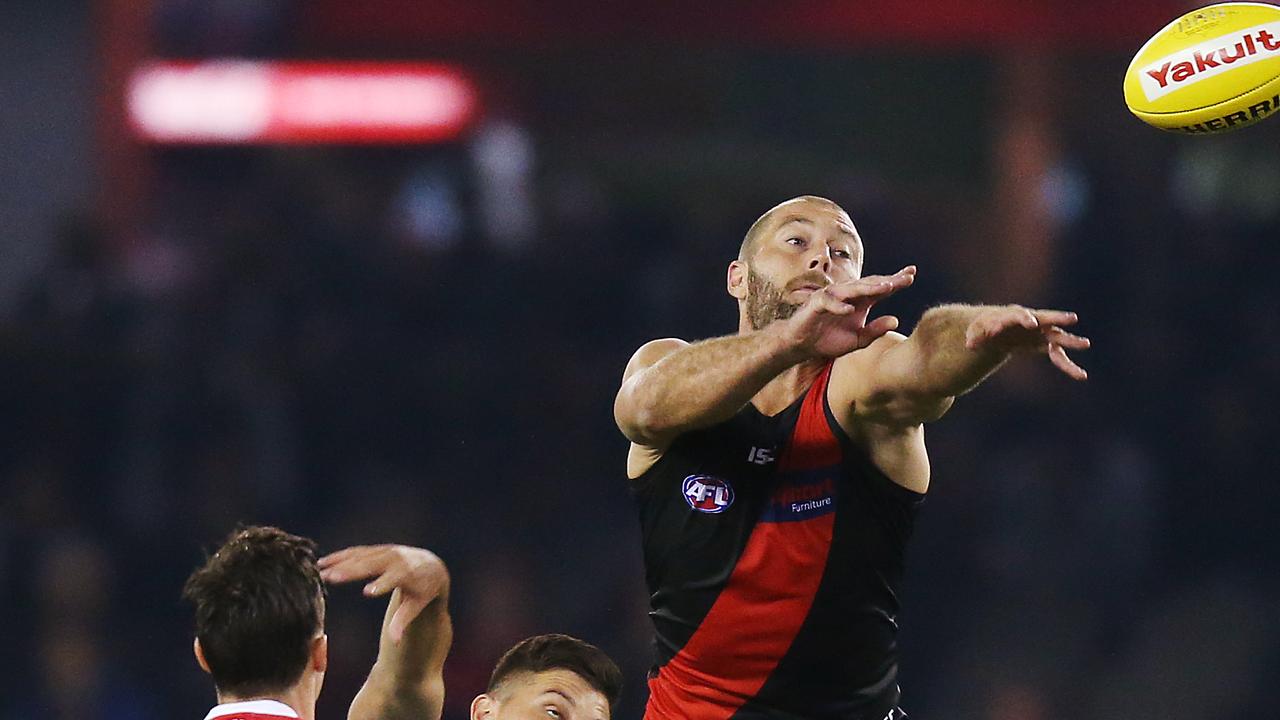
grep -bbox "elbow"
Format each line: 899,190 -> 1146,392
407,680 -> 446,720
894,386 -> 956,424
616,402 -> 672,446
868,389 -> 955,427
614,384 -> 673,446
911,394 -> 955,424
349,684 -> 441,720
384,686 -> 444,720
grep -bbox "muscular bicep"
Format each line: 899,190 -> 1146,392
835,332 -> 956,428
614,337 -> 688,446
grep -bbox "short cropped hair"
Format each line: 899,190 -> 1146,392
739,195 -> 846,261
182,526 -> 326,697
487,634 -> 623,714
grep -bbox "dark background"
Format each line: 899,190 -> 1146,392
3,2 -> 1280,719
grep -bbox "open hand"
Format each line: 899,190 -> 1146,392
319,545 -> 449,643
964,306 -> 1090,380
779,265 -> 916,358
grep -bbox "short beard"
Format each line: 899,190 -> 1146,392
746,269 -> 802,330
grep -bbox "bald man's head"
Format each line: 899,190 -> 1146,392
738,196 -> 849,262
727,196 -> 865,331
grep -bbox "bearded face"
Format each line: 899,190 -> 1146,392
746,268 -> 804,330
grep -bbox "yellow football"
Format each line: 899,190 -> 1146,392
1124,2 -> 1280,134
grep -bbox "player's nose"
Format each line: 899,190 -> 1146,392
807,250 -> 831,274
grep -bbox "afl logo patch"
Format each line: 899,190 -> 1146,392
682,475 -> 734,514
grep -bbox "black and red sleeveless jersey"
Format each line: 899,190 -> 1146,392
634,363 -> 924,720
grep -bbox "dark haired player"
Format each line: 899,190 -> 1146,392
183,527 -> 452,720
185,527 -> 622,720
469,633 -> 623,720
615,196 -> 1090,719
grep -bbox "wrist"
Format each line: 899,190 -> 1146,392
760,320 -> 810,367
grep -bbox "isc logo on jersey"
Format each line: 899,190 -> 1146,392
683,475 -> 734,514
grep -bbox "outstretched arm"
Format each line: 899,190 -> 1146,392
615,267 -> 916,449
847,304 -> 1090,427
320,545 -> 452,720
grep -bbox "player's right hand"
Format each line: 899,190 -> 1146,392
776,266 -> 916,358
319,544 -> 450,644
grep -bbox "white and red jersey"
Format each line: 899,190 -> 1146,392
204,699 -> 300,720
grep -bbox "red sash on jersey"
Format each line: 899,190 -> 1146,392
645,364 -> 841,719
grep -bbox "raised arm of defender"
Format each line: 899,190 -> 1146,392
614,267 -> 917,451
320,545 -> 453,720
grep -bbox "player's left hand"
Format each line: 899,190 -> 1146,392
319,544 -> 450,643
964,305 -> 1090,380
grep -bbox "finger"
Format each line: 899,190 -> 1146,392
861,274 -> 913,304
318,545 -> 370,569
1048,344 -> 1088,380
816,292 -> 857,315
965,316 -> 997,349
320,546 -> 394,584
875,266 -> 917,286
387,596 -> 429,645
844,280 -> 911,310
363,565 -> 409,597
824,279 -> 893,303
320,548 -> 378,582
861,315 -> 900,344
827,271 -> 914,303
1031,309 -> 1078,327
965,323 -> 984,350
320,552 -> 372,582
1011,308 -> 1040,330
1043,327 -> 1090,351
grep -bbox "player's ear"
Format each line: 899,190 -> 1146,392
470,694 -> 495,720
727,260 -> 748,300
311,634 -> 328,673
193,638 -> 212,674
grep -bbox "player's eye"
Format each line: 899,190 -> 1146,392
545,708 -> 562,718
785,236 -> 805,246
833,248 -> 851,259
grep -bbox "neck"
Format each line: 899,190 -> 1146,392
738,314 -> 825,416
216,685 -> 314,720
751,360 -> 825,416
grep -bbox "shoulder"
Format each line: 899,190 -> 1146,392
622,337 -> 689,381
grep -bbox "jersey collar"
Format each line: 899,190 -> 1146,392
204,699 -> 300,720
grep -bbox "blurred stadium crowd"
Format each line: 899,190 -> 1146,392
3,2 -> 1280,719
